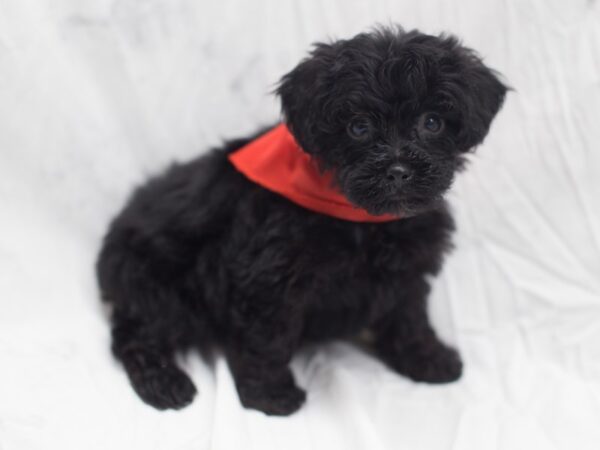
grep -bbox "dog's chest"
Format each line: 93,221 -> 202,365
287,221 -> 410,338
351,226 -> 367,247
223,189 -> 449,337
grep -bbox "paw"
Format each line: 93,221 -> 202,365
130,363 -> 197,410
237,381 -> 306,416
386,340 -> 463,384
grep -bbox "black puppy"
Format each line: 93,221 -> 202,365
97,26 -> 507,415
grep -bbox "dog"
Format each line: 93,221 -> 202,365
96,26 -> 507,415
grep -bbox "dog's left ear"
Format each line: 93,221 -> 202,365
276,42 -> 341,154
457,57 -> 508,151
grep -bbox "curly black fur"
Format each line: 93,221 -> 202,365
96,26 -> 507,415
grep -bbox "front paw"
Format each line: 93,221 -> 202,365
236,375 -> 306,416
129,362 -> 197,410
384,339 -> 463,384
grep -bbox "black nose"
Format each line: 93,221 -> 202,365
386,163 -> 413,183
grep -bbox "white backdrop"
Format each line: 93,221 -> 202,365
1,1 -> 600,449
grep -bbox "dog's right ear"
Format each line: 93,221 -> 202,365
276,42 -> 341,154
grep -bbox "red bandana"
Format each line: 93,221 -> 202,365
228,124 -> 401,223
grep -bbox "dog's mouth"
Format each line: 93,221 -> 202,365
356,192 -> 444,217
325,144 -> 457,218
337,170 -> 450,217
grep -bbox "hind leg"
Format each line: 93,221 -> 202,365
111,314 -> 197,410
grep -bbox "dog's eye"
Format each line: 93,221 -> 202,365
347,121 -> 370,139
420,114 -> 444,134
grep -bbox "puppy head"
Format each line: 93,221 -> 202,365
277,26 -> 508,216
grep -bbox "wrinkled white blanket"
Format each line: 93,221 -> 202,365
1,1 -> 599,449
